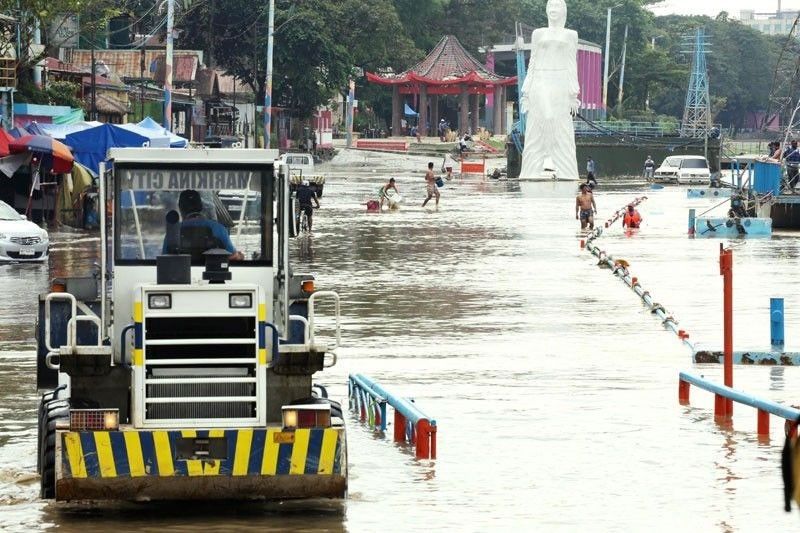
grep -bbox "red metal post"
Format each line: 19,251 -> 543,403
678,379 -> 690,404
714,394 -> 726,418
359,390 -> 366,422
757,409 -> 769,436
416,419 -> 430,459
374,405 -> 381,428
393,410 -> 406,442
720,245 -> 734,417
430,424 -> 437,459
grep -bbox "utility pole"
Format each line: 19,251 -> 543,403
346,79 -> 354,148
91,46 -> 97,120
140,47 -> 145,120
33,19 -> 42,88
617,24 -> 628,115
163,0 -> 175,130
645,37 -> 655,110
264,0 -> 275,149
602,7 -> 612,114
252,21 -> 258,148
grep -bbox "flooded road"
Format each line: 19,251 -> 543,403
1,149 -> 800,531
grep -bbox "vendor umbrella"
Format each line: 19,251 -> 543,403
9,134 -> 74,174
10,134 -> 75,218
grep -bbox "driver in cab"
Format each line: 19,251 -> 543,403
165,189 -> 244,260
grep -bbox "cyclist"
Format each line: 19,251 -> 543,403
296,179 -> 320,232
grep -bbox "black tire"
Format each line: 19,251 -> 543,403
37,388 -> 65,474
40,401 -> 68,499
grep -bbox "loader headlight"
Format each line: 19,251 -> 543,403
70,409 -> 120,431
282,404 -> 331,430
148,293 -> 172,309
229,293 -> 252,308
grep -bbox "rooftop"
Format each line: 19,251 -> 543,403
367,35 -> 515,87
67,49 -> 202,82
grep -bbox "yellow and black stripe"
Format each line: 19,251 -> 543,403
61,428 -> 343,478
133,301 -> 143,366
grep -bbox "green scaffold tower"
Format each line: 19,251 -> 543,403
681,28 -> 711,138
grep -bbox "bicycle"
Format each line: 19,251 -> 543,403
297,209 -> 310,234
295,205 -> 318,235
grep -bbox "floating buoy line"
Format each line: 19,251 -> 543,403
582,196 -> 695,351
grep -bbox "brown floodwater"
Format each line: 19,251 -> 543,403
1,150 -> 799,531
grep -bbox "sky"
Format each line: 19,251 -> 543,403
648,0 -> 800,17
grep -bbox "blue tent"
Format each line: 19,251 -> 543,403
35,121 -> 103,140
136,116 -> 188,148
404,103 -> 418,117
26,122 -> 45,135
117,122 -> 171,147
65,124 -> 151,175
9,126 -> 27,138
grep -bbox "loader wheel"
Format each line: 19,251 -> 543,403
39,400 -> 68,499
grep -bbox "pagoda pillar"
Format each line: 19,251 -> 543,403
470,93 -> 479,133
391,85 -> 402,137
430,95 -> 439,136
419,84 -> 428,137
459,86 -> 468,135
493,85 -> 502,136
500,86 -> 508,134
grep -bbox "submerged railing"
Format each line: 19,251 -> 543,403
678,372 -> 800,437
348,373 -> 437,459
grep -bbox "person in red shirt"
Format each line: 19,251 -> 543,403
622,204 -> 642,228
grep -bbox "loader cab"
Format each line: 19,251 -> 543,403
106,149 -> 292,360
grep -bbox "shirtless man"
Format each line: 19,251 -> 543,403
575,183 -> 597,230
422,161 -> 440,208
379,177 -> 399,209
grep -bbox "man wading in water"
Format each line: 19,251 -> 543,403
575,183 -> 596,230
422,161 -> 440,208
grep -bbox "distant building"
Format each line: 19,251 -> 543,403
480,36 -> 603,122
739,10 -> 799,36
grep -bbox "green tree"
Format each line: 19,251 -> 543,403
46,80 -> 82,108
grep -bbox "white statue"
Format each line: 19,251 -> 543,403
519,0 -> 580,181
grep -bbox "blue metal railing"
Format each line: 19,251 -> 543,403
679,371 -> 800,436
573,120 -> 681,137
348,373 -> 437,459
348,373 -> 387,431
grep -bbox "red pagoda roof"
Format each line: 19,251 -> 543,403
367,35 -> 515,89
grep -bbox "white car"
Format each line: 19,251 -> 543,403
0,200 -> 49,262
653,155 -> 710,184
653,156 -> 684,183
675,156 -> 711,185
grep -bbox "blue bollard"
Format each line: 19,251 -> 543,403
771,298 -> 785,351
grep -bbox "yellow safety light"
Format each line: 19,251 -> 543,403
70,409 -> 120,431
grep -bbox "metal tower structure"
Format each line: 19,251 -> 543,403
681,28 -> 711,138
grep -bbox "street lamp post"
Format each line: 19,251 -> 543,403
645,36 -> 662,111
602,4 -> 622,115
263,0 -> 275,149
